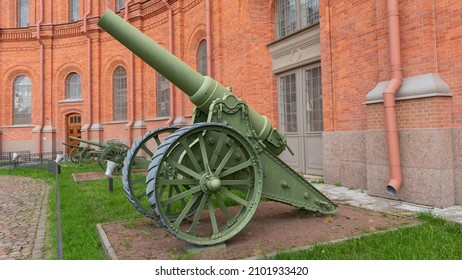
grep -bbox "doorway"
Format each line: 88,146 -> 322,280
278,65 -> 323,176
66,113 -> 82,154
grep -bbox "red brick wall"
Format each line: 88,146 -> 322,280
0,0 -> 278,152
320,0 -> 461,131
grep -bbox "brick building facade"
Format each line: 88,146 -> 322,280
1,0 -> 461,208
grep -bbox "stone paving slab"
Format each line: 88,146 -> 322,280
0,176 -> 49,260
314,183 -> 462,223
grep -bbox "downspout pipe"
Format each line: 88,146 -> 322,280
125,0 -> 135,146
162,0 -> 176,127
84,0 -> 93,139
37,0 -> 44,155
384,0 -> 403,196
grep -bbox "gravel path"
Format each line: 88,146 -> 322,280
0,175 -> 49,260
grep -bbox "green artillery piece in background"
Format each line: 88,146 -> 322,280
68,136 -> 129,172
98,10 -> 337,246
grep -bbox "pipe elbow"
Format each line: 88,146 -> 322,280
383,78 -> 402,96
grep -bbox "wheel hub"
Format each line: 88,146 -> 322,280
200,173 -> 222,194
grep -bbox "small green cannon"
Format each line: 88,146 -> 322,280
99,10 -> 337,246
68,136 -> 129,172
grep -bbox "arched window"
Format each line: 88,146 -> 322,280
197,40 -> 207,76
113,66 -> 127,121
116,0 -> 125,11
156,72 -> 170,117
66,73 -> 81,99
13,75 -> 32,125
276,0 -> 319,39
69,0 -> 79,22
17,0 -> 29,27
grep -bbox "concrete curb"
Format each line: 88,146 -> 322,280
244,221 -> 421,260
96,224 -> 119,260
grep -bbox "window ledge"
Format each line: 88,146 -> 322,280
1,124 -> 35,128
365,73 -> 452,104
58,98 -> 83,103
101,121 -> 129,125
145,117 -> 170,122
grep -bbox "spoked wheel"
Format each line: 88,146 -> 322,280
146,123 -> 262,246
69,147 -> 80,163
80,147 -> 94,163
122,127 -> 179,219
99,143 -> 129,172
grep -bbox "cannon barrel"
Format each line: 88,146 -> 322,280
68,136 -> 105,148
98,10 -> 286,155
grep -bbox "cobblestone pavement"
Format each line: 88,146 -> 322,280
0,176 -> 49,260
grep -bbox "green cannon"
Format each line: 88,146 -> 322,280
98,10 -> 337,246
68,136 -> 129,172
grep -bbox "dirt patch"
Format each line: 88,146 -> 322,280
100,202 -> 417,260
72,172 -> 107,182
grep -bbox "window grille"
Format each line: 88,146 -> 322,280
197,40 -> 208,76
70,0 -> 79,22
156,72 -> 170,117
17,0 -> 29,27
305,66 -> 323,132
116,0 -> 125,11
13,75 -> 32,125
66,73 -> 81,99
279,73 -> 298,133
113,66 -> 127,121
276,0 -> 319,39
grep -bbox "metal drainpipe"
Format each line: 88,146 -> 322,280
84,0 -> 93,140
37,0 -> 44,155
162,0 -> 176,127
384,0 -> 403,195
125,0 -> 135,146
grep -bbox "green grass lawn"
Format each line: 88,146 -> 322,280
2,164 -> 462,260
272,213 -> 462,260
1,162 -> 141,260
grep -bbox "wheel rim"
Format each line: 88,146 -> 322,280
80,147 -> 93,163
122,127 -> 178,219
69,147 -> 79,163
147,123 -> 262,245
100,143 -> 128,172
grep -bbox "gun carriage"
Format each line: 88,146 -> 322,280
68,136 -> 129,172
98,10 -> 337,246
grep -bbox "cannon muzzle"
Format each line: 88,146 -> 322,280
98,10 -> 287,155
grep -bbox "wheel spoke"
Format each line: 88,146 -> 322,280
198,134 -> 211,173
180,139 -> 202,173
166,185 -> 174,216
154,135 -> 162,146
214,192 -> 233,223
213,145 -> 236,176
207,195 -> 219,234
187,193 -> 208,234
165,158 -> 202,180
221,188 -> 249,207
220,178 -> 252,187
136,191 -> 147,200
173,192 -> 201,228
157,178 -> 199,186
173,185 -> 188,207
140,143 -> 153,158
209,134 -> 226,169
159,186 -> 201,206
219,159 -> 252,178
